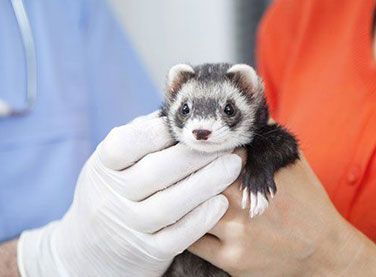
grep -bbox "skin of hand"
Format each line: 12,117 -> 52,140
0,240 -> 18,276
190,149 -> 376,276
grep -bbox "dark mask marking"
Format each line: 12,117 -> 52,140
220,99 -> 242,129
173,102 -> 191,129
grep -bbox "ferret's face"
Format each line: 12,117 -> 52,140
166,78 -> 259,153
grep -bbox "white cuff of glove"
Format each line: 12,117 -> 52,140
18,222 -> 68,277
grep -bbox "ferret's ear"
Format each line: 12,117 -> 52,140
166,64 -> 195,96
226,64 -> 261,96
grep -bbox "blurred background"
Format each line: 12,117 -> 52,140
110,0 -> 270,91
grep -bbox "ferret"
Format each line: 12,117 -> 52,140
161,63 -> 299,277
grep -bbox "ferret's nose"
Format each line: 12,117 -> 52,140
192,129 -> 212,140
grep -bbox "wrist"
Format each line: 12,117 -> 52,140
329,220 -> 376,276
0,239 -> 19,277
306,213 -> 376,276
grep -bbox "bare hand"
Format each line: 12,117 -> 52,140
190,151 -> 376,276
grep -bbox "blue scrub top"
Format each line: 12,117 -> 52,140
0,0 -> 161,241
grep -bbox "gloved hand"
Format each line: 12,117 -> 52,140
17,112 -> 242,277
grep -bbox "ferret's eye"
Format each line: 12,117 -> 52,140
224,103 -> 235,116
181,103 -> 190,115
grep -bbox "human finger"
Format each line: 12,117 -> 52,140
97,112 -> 174,170
109,143 -> 227,201
136,154 -> 241,233
154,195 -> 228,258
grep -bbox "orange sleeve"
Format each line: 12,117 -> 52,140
256,0 -> 302,118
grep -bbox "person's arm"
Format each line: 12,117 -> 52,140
190,152 -> 376,276
0,240 -> 19,276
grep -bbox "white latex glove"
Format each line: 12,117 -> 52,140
17,112 -> 242,277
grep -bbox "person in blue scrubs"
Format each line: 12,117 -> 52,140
0,0 -> 161,242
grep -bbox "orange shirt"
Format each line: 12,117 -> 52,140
257,0 -> 376,241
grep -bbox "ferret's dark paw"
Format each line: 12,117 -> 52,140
241,169 -> 276,218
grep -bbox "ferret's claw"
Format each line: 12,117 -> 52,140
249,192 -> 269,218
269,188 -> 275,199
241,187 -> 249,209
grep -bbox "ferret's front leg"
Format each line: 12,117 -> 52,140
242,123 -> 299,217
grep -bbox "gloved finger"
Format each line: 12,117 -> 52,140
153,194 -> 228,259
97,111 -> 175,170
133,154 -> 241,233
113,143 -> 226,201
